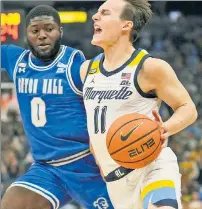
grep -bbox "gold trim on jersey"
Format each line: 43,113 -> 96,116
128,49 -> 148,67
141,180 -> 175,200
88,60 -> 101,75
88,49 -> 149,76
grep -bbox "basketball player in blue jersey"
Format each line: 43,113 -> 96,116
80,0 -> 198,209
1,5 -> 113,209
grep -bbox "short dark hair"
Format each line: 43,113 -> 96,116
26,5 -> 61,28
120,0 -> 152,42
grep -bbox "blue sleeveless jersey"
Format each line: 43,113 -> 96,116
1,44 -> 91,163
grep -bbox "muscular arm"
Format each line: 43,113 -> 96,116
139,57 -> 198,137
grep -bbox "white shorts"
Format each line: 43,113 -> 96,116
105,147 -> 182,209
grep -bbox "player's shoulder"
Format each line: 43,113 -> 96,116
80,60 -> 91,83
2,44 -> 26,54
81,53 -> 103,70
81,60 -> 91,69
142,57 -> 174,78
64,45 -> 85,57
80,53 -> 103,83
1,44 -> 26,53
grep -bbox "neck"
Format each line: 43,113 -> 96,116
103,40 -> 135,72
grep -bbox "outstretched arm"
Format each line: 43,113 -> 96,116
1,44 -> 25,81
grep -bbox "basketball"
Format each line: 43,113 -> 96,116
106,113 -> 162,169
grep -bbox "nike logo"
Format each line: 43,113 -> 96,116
120,123 -> 142,141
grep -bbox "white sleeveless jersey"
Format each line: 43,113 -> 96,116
83,49 -> 161,176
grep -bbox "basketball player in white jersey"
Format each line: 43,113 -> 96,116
80,0 -> 198,208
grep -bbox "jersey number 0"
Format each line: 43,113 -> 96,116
31,97 -> 47,127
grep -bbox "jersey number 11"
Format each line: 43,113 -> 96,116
94,106 -> 107,134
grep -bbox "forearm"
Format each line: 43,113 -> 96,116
163,102 -> 198,136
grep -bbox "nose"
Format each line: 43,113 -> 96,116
92,12 -> 100,21
38,29 -> 47,39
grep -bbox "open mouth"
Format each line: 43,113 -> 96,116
94,26 -> 102,34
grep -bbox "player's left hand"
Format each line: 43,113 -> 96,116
152,109 -> 169,148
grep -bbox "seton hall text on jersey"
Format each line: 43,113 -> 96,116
84,87 -> 133,103
17,78 -> 64,95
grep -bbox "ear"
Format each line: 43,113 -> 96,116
60,26 -> 63,37
122,21 -> 133,32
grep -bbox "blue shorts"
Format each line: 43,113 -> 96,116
9,154 -> 114,209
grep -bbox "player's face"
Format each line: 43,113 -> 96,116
92,0 -> 130,47
27,16 -> 62,60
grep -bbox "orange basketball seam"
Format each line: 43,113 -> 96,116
107,118 -> 154,149
113,137 -> 161,163
110,127 -> 159,155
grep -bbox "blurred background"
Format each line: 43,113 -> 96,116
1,1 -> 202,208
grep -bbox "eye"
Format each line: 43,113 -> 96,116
102,10 -> 110,15
32,30 -> 38,34
47,28 -> 53,32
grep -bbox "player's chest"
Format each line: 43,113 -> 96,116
83,72 -> 135,104
15,64 -> 67,95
